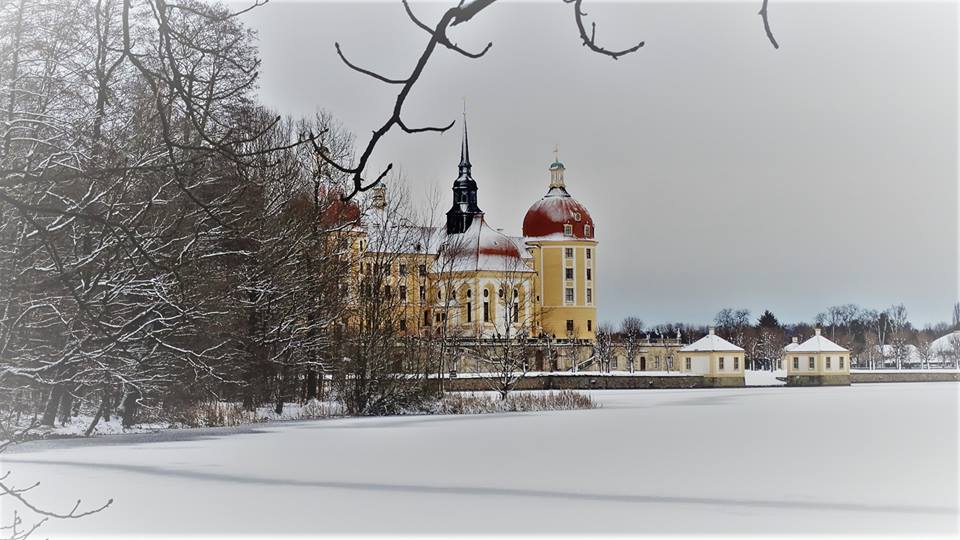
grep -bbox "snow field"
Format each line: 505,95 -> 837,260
2,383 -> 957,535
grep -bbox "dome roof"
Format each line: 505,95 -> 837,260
522,187 -> 595,239
477,220 -> 523,258
439,217 -> 533,273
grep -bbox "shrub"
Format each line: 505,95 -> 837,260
435,390 -> 595,415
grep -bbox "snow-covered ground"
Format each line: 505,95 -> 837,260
3,384 -> 957,535
744,369 -> 787,386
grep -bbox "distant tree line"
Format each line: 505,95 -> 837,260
607,302 -> 960,371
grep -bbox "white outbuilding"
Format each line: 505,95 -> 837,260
678,328 -> 745,386
783,328 -> 850,385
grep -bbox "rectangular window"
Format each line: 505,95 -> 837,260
586,288 -> 593,304
839,356 -> 844,369
734,357 -> 739,370
399,264 -> 407,275
826,357 -> 832,369
586,268 -> 592,280
384,285 -> 391,297
793,357 -> 799,369
565,288 -> 574,303
466,302 -> 472,323
584,225 -> 592,237
587,320 -> 592,331
565,268 -> 574,280
565,248 -> 574,259
399,319 -> 407,331
809,357 -> 815,369
563,224 -> 573,236
483,302 -> 490,322
424,310 -> 431,326
512,303 -> 519,323
418,264 -> 427,276
586,248 -> 592,259
719,357 -> 725,370
435,313 -> 441,323
685,357 -> 692,370
399,286 -> 407,300
566,320 -> 574,333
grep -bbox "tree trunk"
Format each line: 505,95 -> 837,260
84,396 -> 108,437
101,384 -> 113,422
306,369 -> 318,401
40,384 -> 64,427
57,388 -> 74,425
118,386 -> 141,428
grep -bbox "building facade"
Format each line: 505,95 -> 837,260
782,328 -> 851,385
353,120 -> 598,346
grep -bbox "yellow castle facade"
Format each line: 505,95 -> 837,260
350,121 -> 598,345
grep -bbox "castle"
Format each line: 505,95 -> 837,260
341,121 -> 855,385
352,118 -> 598,352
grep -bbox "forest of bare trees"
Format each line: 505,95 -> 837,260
0,0 -> 451,441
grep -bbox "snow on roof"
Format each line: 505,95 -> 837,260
792,330 -> 848,353
436,218 -> 534,274
679,329 -> 744,352
783,337 -> 800,352
931,331 -> 960,355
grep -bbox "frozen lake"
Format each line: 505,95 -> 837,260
3,383 -> 958,535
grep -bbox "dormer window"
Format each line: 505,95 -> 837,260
584,224 -> 592,237
563,224 -> 573,236
573,212 -> 582,222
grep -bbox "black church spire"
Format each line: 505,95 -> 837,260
446,114 -> 483,234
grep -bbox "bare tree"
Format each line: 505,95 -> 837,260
915,334 -> 934,370
463,257 -> 537,399
621,316 -> 644,373
594,323 -> 615,373
887,304 -> 910,370
715,308 -> 751,349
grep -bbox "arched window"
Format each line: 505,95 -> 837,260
483,289 -> 489,298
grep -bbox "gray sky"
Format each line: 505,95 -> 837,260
237,0 -> 958,327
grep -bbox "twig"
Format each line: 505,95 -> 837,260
568,0 -> 644,60
759,0 -> 780,49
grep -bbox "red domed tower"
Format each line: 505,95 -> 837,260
522,160 -> 595,240
523,158 -> 597,342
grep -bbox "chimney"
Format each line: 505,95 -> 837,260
814,327 -> 822,336
708,327 -> 715,336
792,336 -> 798,344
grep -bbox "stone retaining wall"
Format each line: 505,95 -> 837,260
439,374 -> 734,392
851,371 -> 960,384
786,375 -> 851,386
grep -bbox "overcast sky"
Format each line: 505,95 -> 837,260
236,0 -> 958,327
